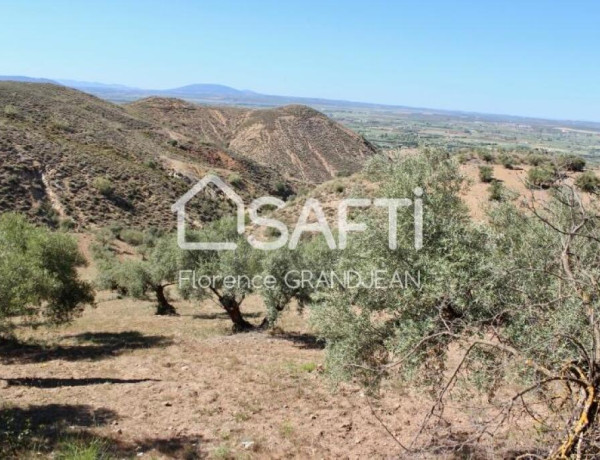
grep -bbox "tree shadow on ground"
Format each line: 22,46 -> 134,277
132,435 -> 205,458
0,404 -> 118,428
0,331 -> 173,364
0,403 -> 119,453
191,311 -> 263,320
269,331 -> 325,349
0,404 -> 205,458
67,331 -> 172,347
0,376 -> 159,388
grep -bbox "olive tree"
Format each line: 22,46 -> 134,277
179,218 -> 332,331
309,150 -> 600,456
311,150 -> 496,382
95,234 -> 179,315
257,243 -> 329,328
0,213 -> 94,327
178,218 -> 263,331
305,151 -> 508,452
94,217 -> 316,330
485,186 -> 600,457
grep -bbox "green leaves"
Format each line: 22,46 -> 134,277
488,187 -> 600,371
0,213 -> 94,324
310,149 -> 495,383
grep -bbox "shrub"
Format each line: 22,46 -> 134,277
92,228 -> 115,251
228,173 -> 243,187
575,171 -> 600,192
107,222 -> 123,238
560,155 -> 586,172
144,159 -> 158,169
145,226 -> 165,243
3,104 -> 18,119
489,180 -> 505,201
273,182 -> 294,200
335,169 -> 352,178
119,228 -> 145,246
527,166 -> 556,188
499,154 -> 515,169
59,217 -> 76,232
478,150 -> 494,163
266,226 -> 282,238
526,154 -> 547,166
49,119 -> 72,133
334,182 -> 345,193
4,172 -> 19,185
93,177 -> 114,197
479,165 -> 494,183
456,153 -> 470,164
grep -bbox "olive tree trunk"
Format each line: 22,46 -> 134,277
220,294 -> 253,332
155,285 -> 178,316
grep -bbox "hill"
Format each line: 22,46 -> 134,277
0,82 -> 295,229
0,82 -> 375,229
127,98 -> 377,183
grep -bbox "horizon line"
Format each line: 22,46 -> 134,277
3,74 -> 600,126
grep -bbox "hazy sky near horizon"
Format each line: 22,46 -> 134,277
1,0 -> 598,121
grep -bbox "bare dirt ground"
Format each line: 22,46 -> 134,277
1,296 -> 405,459
1,291 -> 543,459
460,163 -> 549,221
459,162 -> 598,221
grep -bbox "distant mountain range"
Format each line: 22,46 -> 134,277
2,75 -> 600,128
0,75 -> 58,84
49,78 -> 406,111
0,75 -> 504,115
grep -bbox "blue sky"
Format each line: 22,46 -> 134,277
1,0 -> 598,121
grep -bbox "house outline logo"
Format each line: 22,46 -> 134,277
171,175 -> 245,250
173,174 -> 424,252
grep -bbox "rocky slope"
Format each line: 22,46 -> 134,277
0,83 -> 294,229
127,98 -> 377,183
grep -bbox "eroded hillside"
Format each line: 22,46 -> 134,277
127,98 -> 377,183
0,83 -> 298,228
